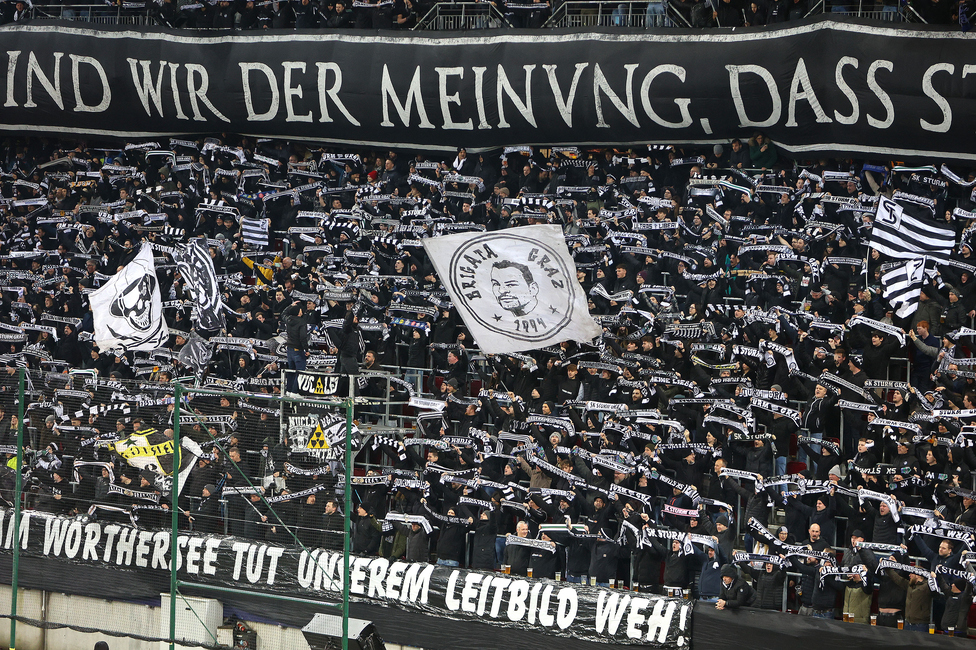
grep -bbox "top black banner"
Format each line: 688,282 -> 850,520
1,18 -> 975,160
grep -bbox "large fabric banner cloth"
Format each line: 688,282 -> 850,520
1,19 -> 976,160
423,225 -> 601,353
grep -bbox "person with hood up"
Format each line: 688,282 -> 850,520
716,564 -> 755,609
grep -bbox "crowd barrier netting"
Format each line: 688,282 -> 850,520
0,368 -> 355,650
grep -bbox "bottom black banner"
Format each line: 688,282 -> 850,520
0,509 -> 691,647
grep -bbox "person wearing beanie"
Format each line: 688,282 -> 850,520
705,144 -> 727,168
693,536 -> 726,602
944,286 -> 968,332
717,564 -> 754,610
885,565 -> 934,632
935,572 -> 972,635
647,537 -> 691,593
788,532 -> 834,616
741,558 -> 787,611
784,491 -> 836,547
860,329 -> 902,380
191,483 -> 221,535
800,437 -> 841,483
712,511 -> 735,561
840,529 -> 876,623
352,503 -> 381,555
775,525 -> 794,545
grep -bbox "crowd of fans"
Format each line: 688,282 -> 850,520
1,0 -> 972,28
0,133 -> 976,632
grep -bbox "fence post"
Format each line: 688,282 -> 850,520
343,388 -> 353,650
9,367 -> 24,650
170,382 -> 182,650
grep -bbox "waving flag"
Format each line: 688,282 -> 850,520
422,225 -> 601,354
90,243 -> 167,352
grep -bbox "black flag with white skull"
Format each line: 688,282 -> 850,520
173,238 -> 226,332
90,243 -> 168,352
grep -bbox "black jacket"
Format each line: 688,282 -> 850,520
471,514 -> 498,570
939,577 -> 972,632
282,304 -> 309,349
720,574 -> 755,608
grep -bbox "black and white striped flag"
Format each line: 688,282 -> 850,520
870,196 -> 955,261
241,217 -> 270,248
881,257 -> 928,318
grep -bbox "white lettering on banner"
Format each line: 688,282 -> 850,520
557,589 -> 578,629
866,59 -> 895,128
83,523 -> 101,561
116,527 -> 136,566
296,372 -> 339,395
726,64 -> 782,128
70,54 -> 111,113
26,51 -> 64,111
594,63 -> 639,128
203,538 -> 220,575
507,579 -> 529,621
597,592 -> 631,635
640,64 -> 693,129
152,531 -> 169,570
126,59 -> 228,122
477,575 -> 494,616
283,61 -> 312,123
436,67 -> 473,131
381,65 -> 434,129
445,571 -> 461,610
461,573 -> 481,612
786,57 -> 832,127
14,510 -> 688,644
920,62 -> 953,133
834,56 -> 860,125
229,543 -> 285,585
315,62 -> 360,126
5,25 -> 976,160
497,64 -> 537,129
542,63 -> 588,128
350,555 -> 369,594
240,62 -> 280,121
367,557 -> 388,598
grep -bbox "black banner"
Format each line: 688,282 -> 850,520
0,509 -> 691,646
2,19 -> 976,160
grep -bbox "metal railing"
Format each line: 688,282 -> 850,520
29,3 -> 156,23
23,0 -> 935,26
544,0 -> 672,28
414,1 -> 511,28
804,0 -> 910,20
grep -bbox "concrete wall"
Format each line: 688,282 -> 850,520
0,585 -> 423,650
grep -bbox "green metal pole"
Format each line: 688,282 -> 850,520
343,396 -> 352,650
9,367 -> 23,650
170,382 -> 182,650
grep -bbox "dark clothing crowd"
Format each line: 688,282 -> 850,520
0,134 -> 975,633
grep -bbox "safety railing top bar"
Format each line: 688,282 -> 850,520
413,2 -> 512,29
21,0 -> 932,26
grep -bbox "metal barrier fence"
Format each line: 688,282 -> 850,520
22,0 -> 932,26
414,2 -> 511,29
28,3 -> 156,23
1,369 -> 355,650
544,1 -> 672,28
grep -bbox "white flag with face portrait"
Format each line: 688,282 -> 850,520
90,243 -> 168,352
423,225 -> 601,354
